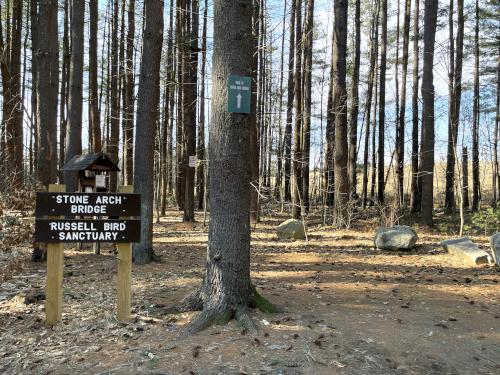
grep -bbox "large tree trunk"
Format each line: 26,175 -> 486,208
175,0 -> 185,210
377,0 -> 387,203
183,0 -> 199,222
36,0 -> 59,188
410,0 -> 420,212
64,0 -> 85,192
89,0 -> 101,153
348,0 -> 361,199
420,0 -> 438,226
471,0 -> 480,211
132,0 -> 164,264
332,0 -> 349,224
173,0 -> 276,335
301,0 -> 314,213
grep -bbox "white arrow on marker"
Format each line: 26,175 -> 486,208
237,93 -> 242,109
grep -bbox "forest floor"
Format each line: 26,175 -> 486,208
0,209 -> 499,375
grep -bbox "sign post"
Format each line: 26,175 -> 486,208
45,184 -> 65,325
35,186 -> 141,324
227,75 -> 252,114
116,185 -> 133,322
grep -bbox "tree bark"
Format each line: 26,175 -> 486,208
471,0 -> 480,211
183,0 -> 199,222
36,0 -> 59,188
348,0 -> 361,199
89,0 -> 101,153
196,0 -> 208,210
64,0 -> 85,192
292,0 -> 303,219
284,0 -> 296,204
420,0 -> 438,226
332,0 -> 349,224
377,0 -> 387,203
302,0 -> 314,212
410,0 -> 420,212
132,0 -> 163,264
109,0 -> 120,192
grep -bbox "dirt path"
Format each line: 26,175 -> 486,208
0,211 -> 499,374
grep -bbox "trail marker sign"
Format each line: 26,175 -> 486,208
227,75 -> 251,114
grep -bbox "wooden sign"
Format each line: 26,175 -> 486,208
35,219 -> 141,243
35,192 -> 141,217
37,185 -> 139,326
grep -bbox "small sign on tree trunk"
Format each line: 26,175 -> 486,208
227,75 -> 251,114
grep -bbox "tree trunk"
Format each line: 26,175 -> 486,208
397,0 -> 411,207
471,0 -> 480,211
64,0 -> 85,192
183,0 -> 199,222
30,0 -> 38,172
361,0 -> 380,209
348,0 -> 361,199
196,0 -> 208,210
6,0 -> 23,187
123,0 -> 135,184
176,0 -> 185,210
301,0 -> 314,213
420,0 -> 438,226
284,0 -> 296,204
249,0 -> 260,222
377,0 -> 387,203
462,147 -> 469,209
410,0 -> 420,212
132,0 -> 164,264
332,0 -> 349,224
89,0 -> 101,153
445,0 -> 464,213
292,0 -> 303,219
36,0 -> 59,188
108,0 -> 120,192
493,43 -> 500,208
59,0 -> 69,170
175,0 -> 276,335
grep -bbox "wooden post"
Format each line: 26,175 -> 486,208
45,184 -> 66,325
116,185 -> 133,322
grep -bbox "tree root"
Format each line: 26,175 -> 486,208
181,307 -> 233,337
235,305 -> 258,333
164,287 -> 203,314
249,286 -> 283,313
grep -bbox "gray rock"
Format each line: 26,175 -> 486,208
490,233 -> 500,266
276,219 -> 305,240
441,237 -> 492,266
374,226 -> 418,250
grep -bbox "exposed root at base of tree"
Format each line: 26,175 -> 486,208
167,285 -> 281,336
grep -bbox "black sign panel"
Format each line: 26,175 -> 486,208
35,193 -> 141,217
35,219 -> 141,243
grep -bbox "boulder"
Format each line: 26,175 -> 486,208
441,237 -> 492,266
276,219 -> 305,240
374,226 -> 418,250
490,233 -> 500,266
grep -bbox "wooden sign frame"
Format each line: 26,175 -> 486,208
39,184 -> 138,325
